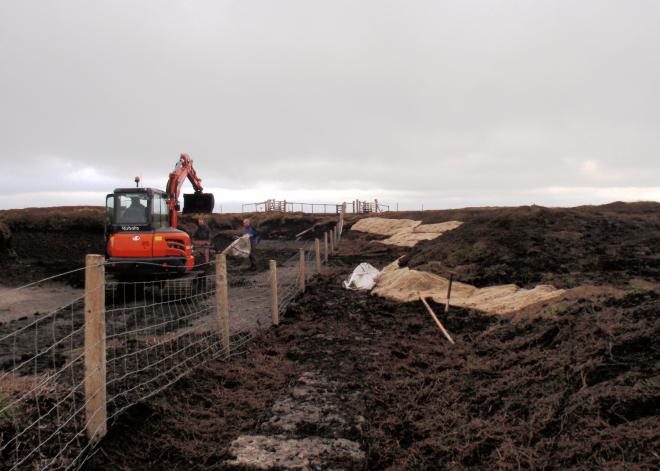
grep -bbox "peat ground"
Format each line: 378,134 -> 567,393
88,209 -> 660,470
1,202 -> 658,469
87,269 -> 660,470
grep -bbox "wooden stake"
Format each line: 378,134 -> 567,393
295,226 -> 314,239
299,247 -> 306,292
445,273 -> 454,314
84,254 -> 107,442
270,259 -> 278,326
324,232 -> 329,263
314,238 -> 321,273
216,254 -> 230,357
419,294 -> 455,344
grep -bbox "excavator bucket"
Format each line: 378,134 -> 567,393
183,192 -> 215,213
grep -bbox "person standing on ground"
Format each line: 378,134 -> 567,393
243,218 -> 259,269
193,216 -> 211,264
194,216 -> 210,240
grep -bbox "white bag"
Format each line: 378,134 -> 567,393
222,235 -> 252,258
343,263 -> 381,290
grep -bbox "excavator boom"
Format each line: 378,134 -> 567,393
166,153 -> 215,226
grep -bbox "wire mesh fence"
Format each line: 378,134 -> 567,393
104,274 -> 218,421
0,294 -> 87,470
0,225 -> 341,470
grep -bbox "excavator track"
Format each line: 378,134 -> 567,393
156,271 -> 212,300
106,271 -> 212,304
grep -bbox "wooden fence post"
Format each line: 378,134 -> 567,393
270,259 -> 279,326
299,247 -> 306,292
339,202 -> 346,239
314,238 -> 321,273
330,228 -> 335,254
216,254 -> 230,358
445,273 -> 454,315
84,254 -> 107,443
324,232 -> 329,263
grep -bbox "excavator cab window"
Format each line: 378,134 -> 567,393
105,194 -> 114,226
151,192 -> 170,228
116,193 -> 150,225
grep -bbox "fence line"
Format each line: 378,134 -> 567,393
241,200 -> 343,214
241,199 -> 389,214
0,222 -> 344,470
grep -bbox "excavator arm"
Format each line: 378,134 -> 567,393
166,153 -> 215,227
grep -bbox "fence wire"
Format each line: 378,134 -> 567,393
0,226 -> 340,470
104,274 -> 218,421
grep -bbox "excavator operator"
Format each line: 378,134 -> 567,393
121,196 -> 148,223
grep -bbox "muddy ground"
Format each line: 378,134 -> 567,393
88,203 -> 659,470
87,270 -> 660,470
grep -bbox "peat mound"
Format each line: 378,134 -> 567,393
0,207 -> 104,285
256,214 -> 332,240
400,203 -> 660,288
0,222 -> 13,257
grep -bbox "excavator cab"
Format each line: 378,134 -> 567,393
105,188 -> 193,276
107,190 -> 153,227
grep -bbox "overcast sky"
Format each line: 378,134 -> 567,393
1,0 -> 659,211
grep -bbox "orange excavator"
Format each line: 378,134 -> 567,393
104,153 -> 215,279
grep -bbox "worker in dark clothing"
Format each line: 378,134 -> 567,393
193,216 -> 211,264
243,218 -> 258,269
121,196 -> 148,223
193,216 -> 211,241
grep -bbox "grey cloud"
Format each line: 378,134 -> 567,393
1,0 -> 659,209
